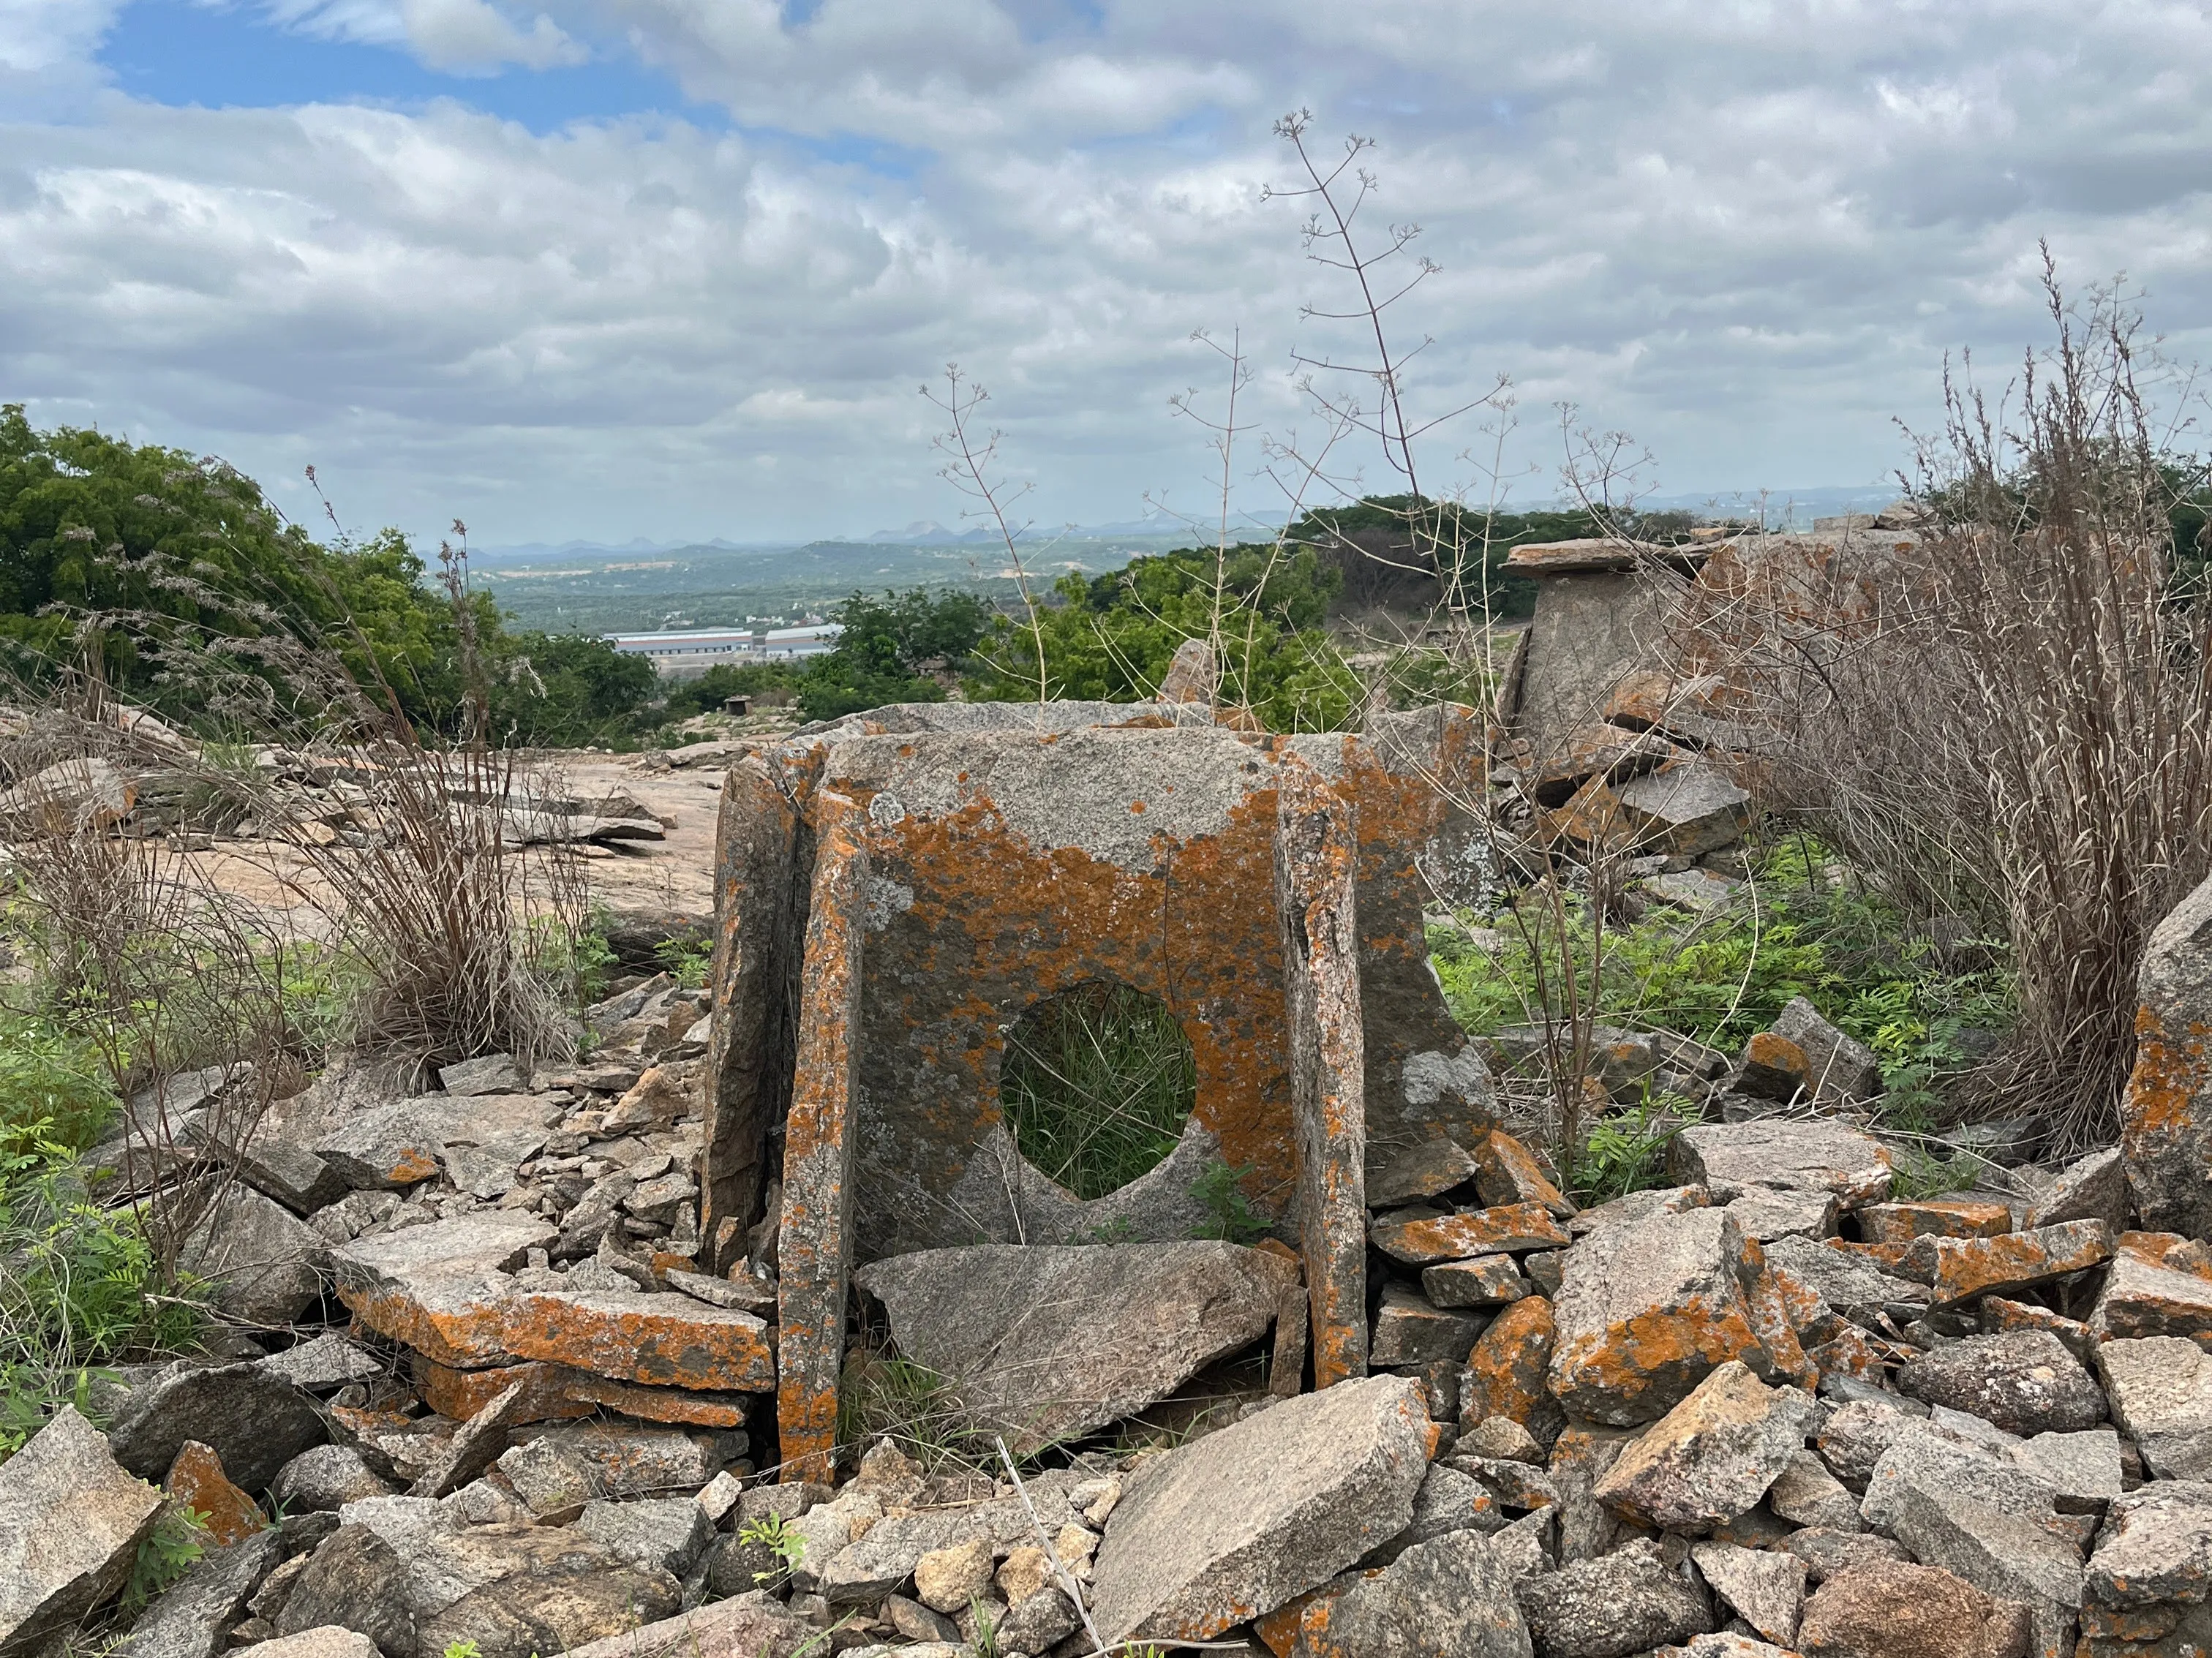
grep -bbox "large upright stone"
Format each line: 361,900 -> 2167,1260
0,1406 -> 165,1656
775,792 -> 867,1483
1671,1120 -> 1892,1210
854,1242 -> 1289,1451
1088,1374 -> 1432,1644
2121,870 -> 2212,1237
1549,1207 -> 1809,1425
1276,753 -> 1370,1388
177,1183 -> 324,1327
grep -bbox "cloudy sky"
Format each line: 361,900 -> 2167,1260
3,1 -> 2208,546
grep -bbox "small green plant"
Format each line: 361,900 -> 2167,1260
1887,1145 -> 1975,1202
123,1507 -> 208,1610
652,936 -> 711,992
735,1511 -> 807,1583
1189,1159 -> 1267,1245
1080,1215 -> 1137,1246
999,981 -> 1196,1201
969,1596 -> 1001,1658
441,1642 -> 484,1658
836,1351 -> 983,1470
1570,1092 -> 1690,1205
0,1012 -> 118,1155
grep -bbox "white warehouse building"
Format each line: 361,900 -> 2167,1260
603,624 -> 842,664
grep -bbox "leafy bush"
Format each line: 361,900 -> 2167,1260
1430,838 -> 2012,1125
796,588 -> 993,723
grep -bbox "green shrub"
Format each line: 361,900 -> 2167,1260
998,981 -> 1196,1202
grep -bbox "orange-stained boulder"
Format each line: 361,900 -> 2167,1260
1903,1219 -> 2113,1310
1549,1207 -> 1813,1426
1474,1131 -> 1575,1219
1857,1199 -> 2014,1246
1369,1204 -> 1572,1266
2121,871 -> 2212,1239
1459,1296 -> 1557,1434
1592,1361 -> 1817,1533
502,1289 -> 775,1392
165,1439 -> 265,1546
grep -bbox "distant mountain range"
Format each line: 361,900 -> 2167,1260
471,486 -> 1903,564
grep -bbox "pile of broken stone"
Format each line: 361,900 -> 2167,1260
15,1003 -> 2212,1658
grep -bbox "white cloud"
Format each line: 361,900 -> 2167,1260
1,1 -> 2210,543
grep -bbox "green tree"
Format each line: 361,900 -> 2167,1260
796,588 -> 993,722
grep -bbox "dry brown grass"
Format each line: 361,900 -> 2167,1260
1747,263 -> 2212,1150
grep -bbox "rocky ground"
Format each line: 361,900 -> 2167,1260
4,965 -> 2204,1658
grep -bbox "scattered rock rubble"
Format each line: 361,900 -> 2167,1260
31,720 -> 2212,1658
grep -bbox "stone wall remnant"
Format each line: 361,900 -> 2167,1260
704,701 -> 1500,1472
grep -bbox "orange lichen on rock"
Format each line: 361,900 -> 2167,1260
1856,1199 -> 2014,1246
165,1441 -> 265,1546
414,1358 -> 756,1428
500,1290 -> 775,1392
1368,1203 -> 1572,1266
1473,1130 -> 1573,1218
1906,1218 -> 2114,1309
1459,1296 -> 1557,1429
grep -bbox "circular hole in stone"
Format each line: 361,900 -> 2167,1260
998,979 -> 1197,1202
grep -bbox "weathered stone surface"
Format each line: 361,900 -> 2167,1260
1371,1285 -> 1487,1367
1513,1537 -> 1714,1658
122,1531 -> 282,1658
1770,997 -> 1883,1104
1593,1361 -> 1816,1531
1568,1183 -> 1712,1237
1255,1529 -> 1533,1658
1278,753 -> 1372,1390
1460,1297 -> 1556,1431
413,1523 -> 682,1658
0,1406 -> 165,1655
1688,1541 -> 1805,1648
2091,1242 -> 2212,1341
329,1213 -> 555,1369
1861,1420 -> 2064,1532
438,1054 -> 523,1096
1979,1297 -> 2094,1363
510,1421 -> 721,1499
1671,1120 -> 1892,1210
2007,1428 -> 2121,1512
1897,1330 -> 2106,1436
997,1586 -> 1080,1656
2083,1479 -> 2212,1608
273,1526 -> 415,1657
1723,1188 -> 1838,1242
407,1380 -> 530,1500
2120,870 -> 2212,1238
1796,1559 -> 2029,1658
1088,1374 -> 1432,1644
1549,1207 -> 1810,1425
1369,1203 -> 1571,1265
1859,1199 -> 2014,1245
177,1183 -> 324,1326
1760,1234 -> 1925,1324
501,1288 -> 775,1391
556,1593 -> 816,1658
1779,1526 -> 1908,1582
1459,1416 -> 1546,1464
2097,1336 -> 2212,1478
1875,1482 -> 2081,1658
260,1335 -> 383,1393
1369,1138 -> 1481,1208
167,1440 -> 266,1545
2026,1147 -> 2129,1232
414,1359 -> 755,1429
1475,1131 -> 1574,1218
775,791 -> 865,1483
1616,758 -> 1753,857
1733,1031 -> 1813,1101
1423,1254 -> 1530,1308
271,1447 -> 394,1513
314,1104 -> 443,1190
576,1498 -> 714,1578
109,1363 -> 327,1492
854,1241 -> 1285,1452
1906,1220 -> 2113,1309
244,1629 -> 380,1658
1767,1449 -> 1862,1531
1653,1639 -> 1799,1658
913,1534 -> 995,1614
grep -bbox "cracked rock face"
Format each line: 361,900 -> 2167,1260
1897,1330 -> 2108,1436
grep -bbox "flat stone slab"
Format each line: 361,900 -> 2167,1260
1368,1203 -> 1572,1265
2099,1336 -> 2212,1479
0,1406 -> 165,1656
1670,1120 -> 1893,1210
1088,1374 -> 1433,1644
331,1213 -> 558,1369
854,1242 -> 1289,1453
501,1289 -> 776,1393
1906,1219 -> 2113,1309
